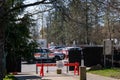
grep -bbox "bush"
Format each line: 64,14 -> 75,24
3,74 -> 17,80
90,64 -> 102,70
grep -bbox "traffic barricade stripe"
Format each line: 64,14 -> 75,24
36,62 -> 79,77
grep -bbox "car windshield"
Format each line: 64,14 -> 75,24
34,49 -> 42,53
66,47 -> 81,50
42,49 -> 52,53
34,49 -> 53,53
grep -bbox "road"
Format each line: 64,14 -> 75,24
15,61 -> 119,80
21,60 -> 71,75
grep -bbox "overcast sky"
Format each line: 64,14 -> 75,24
24,0 -> 47,33
24,0 -> 38,14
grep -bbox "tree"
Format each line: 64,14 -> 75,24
45,0 -> 93,45
44,0 -> 67,45
0,0 -> 56,79
0,0 -> 7,78
44,0 -> 120,45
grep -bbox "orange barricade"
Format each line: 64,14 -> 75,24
40,64 -> 44,76
36,62 -> 79,77
64,62 -> 79,75
74,62 -> 79,75
36,63 -> 56,76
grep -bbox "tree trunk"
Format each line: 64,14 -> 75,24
0,1 -> 6,79
0,26 -> 5,79
0,14 -> 5,78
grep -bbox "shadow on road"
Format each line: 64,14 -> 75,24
22,60 -> 55,65
16,75 -> 52,80
15,75 -> 41,80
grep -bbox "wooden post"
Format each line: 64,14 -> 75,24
80,66 -> 86,80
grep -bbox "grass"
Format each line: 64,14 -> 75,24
87,68 -> 120,79
3,74 -> 17,80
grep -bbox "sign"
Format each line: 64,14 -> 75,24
104,40 -> 113,55
56,61 -> 64,68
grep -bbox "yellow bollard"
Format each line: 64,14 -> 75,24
56,68 -> 62,74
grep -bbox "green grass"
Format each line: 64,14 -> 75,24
87,68 -> 120,79
3,74 -> 17,80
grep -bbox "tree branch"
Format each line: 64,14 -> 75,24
28,7 -> 54,16
10,0 -> 46,12
8,0 -> 55,13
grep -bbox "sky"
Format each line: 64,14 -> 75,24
23,0 -> 49,35
24,0 -> 39,16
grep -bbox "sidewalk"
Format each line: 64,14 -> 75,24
15,71 -> 119,80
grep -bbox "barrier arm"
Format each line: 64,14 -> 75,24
64,62 -> 79,75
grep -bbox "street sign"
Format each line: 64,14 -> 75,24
103,39 -> 114,67
104,40 -> 113,55
56,61 -> 64,68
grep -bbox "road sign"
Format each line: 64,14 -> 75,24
56,61 -> 64,68
104,40 -> 113,55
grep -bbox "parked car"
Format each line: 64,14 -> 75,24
33,48 -> 65,62
49,46 -> 65,52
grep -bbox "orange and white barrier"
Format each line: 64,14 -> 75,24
36,62 -> 79,77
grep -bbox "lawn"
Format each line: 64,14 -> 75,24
87,68 -> 120,79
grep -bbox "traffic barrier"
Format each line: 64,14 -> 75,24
36,62 -> 79,76
64,62 -> 79,75
40,64 -> 44,76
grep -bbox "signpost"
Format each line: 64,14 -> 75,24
103,39 -> 113,67
56,60 -> 64,68
56,60 -> 64,74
